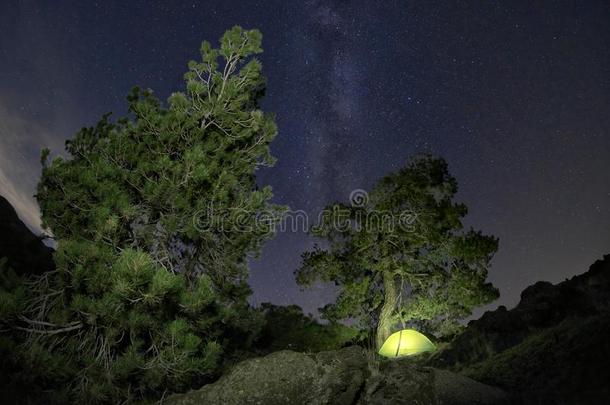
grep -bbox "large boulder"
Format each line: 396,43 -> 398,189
166,346 -> 507,404
365,360 -> 507,405
165,347 -> 367,405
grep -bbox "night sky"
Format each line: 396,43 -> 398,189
1,0 -> 609,316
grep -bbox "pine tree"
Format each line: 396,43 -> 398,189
296,155 -> 499,350
2,26 -> 283,403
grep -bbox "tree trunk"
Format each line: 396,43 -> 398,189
376,270 -> 397,351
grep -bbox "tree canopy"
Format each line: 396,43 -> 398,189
1,26 -> 283,403
296,155 -> 499,349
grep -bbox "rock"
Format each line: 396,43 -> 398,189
433,369 -> 508,405
312,346 -> 368,404
166,347 -> 367,405
429,254 -> 610,403
0,195 -> 54,276
166,350 -> 320,405
461,313 -> 610,404
166,346 -> 508,405
365,360 -> 507,405
431,255 -> 610,369
364,361 -> 436,404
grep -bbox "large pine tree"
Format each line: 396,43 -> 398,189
1,26 -> 283,403
296,155 -> 499,350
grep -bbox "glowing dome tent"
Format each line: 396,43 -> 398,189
378,329 -> 436,358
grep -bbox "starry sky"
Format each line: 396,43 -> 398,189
1,0 -> 609,316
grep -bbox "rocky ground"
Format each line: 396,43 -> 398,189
166,346 -> 508,405
430,254 -> 610,404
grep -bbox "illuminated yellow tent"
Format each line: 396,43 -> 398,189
378,329 -> 436,358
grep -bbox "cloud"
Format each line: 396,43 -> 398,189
0,1 -> 78,234
0,99 -> 62,233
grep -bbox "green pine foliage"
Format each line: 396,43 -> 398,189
296,155 -> 499,349
253,303 -> 359,353
1,26 -> 284,403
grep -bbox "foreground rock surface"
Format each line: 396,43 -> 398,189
166,346 -> 507,405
